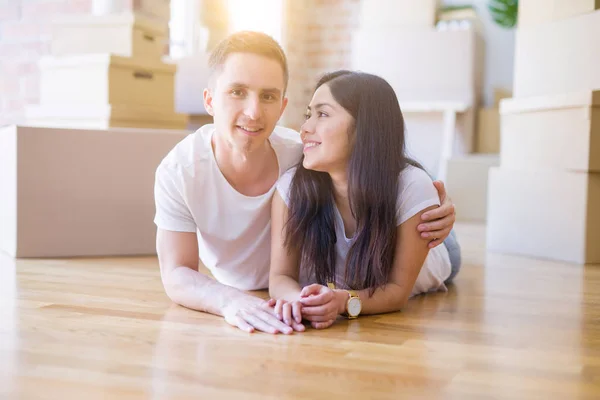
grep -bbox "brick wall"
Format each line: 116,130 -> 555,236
281,0 -> 360,131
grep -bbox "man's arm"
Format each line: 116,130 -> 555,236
419,180 -> 456,248
156,228 -> 301,334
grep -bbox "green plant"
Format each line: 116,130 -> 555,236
488,0 -> 519,28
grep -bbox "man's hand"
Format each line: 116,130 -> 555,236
298,284 -> 343,329
222,298 -> 305,334
418,180 -> 456,248
273,299 -> 304,327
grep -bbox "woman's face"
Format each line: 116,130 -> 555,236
300,84 -> 354,174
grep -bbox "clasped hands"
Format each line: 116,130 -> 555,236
223,283 -> 345,334
271,283 -> 346,331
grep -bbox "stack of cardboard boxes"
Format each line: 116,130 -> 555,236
1,2 -> 191,258
26,1 -> 187,130
486,1 -> 600,264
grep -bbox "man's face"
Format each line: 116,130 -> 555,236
203,52 -> 288,154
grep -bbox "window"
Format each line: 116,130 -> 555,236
227,0 -> 283,43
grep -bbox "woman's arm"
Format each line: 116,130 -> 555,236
268,191 -> 303,303
335,205 -> 437,316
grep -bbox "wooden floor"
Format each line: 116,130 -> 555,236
1,223 -> 599,399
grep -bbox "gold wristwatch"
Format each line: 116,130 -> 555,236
328,282 -> 362,319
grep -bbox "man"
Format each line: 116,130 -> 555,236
154,31 -> 457,334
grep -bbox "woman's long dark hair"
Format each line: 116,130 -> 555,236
284,70 -> 417,294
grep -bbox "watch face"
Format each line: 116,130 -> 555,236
348,297 -> 362,317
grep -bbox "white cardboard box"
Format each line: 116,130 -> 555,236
500,91 -> 600,172
26,103 -> 188,130
518,0 -> 600,28
358,0 -> 439,30
39,54 -> 176,110
174,53 -> 211,115
486,167 -> 600,264
445,154 -> 499,222
513,10 -> 600,98
352,28 -> 483,104
0,125 -> 189,258
51,12 -> 167,61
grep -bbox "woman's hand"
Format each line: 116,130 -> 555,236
273,298 -> 304,329
299,284 -> 345,329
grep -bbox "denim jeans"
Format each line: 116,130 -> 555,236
443,229 -> 462,284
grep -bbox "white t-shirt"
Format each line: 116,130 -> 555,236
154,124 -> 303,290
276,164 -> 452,297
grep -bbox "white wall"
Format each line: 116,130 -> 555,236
443,0 -> 516,106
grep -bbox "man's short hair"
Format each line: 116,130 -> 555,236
208,31 -> 289,92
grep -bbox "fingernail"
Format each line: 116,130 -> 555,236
418,224 -> 425,231
422,214 -> 429,220
422,233 -> 430,238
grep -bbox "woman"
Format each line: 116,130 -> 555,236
268,70 -> 461,329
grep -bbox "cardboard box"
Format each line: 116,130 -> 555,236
493,87 -> 512,107
358,0 -> 439,30
0,125 -> 189,258
39,54 -> 176,110
174,53 -> 211,115
518,0 -> 600,28
486,167 -> 600,264
445,154 -> 499,222
500,91 -> 600,172
352,28 -> 482,104
26,103 -> 188,130
51,12 -> 167,61
514,10 -> 600,98
476,107 -> 500,153
137,0 -> 171,23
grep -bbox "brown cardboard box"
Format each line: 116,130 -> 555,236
476,107 -> 500,153
26,103 -> 188,130
445,154 -> 499,222
359,0 -> 440,30
493,87 -> 512,107
518,0 -> 600,28
137,0 -> 171,23
39,54 -> 177,110
486,167 -> 600,264
51,12 -> 168,61
0,125 -> 189,258
514,10 -> 600,98
500,91 -> 600,172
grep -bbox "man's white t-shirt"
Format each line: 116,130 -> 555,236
276,164 -> 452,297
154,124 -> 303,290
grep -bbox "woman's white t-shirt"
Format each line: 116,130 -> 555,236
276,164 -> 452,297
